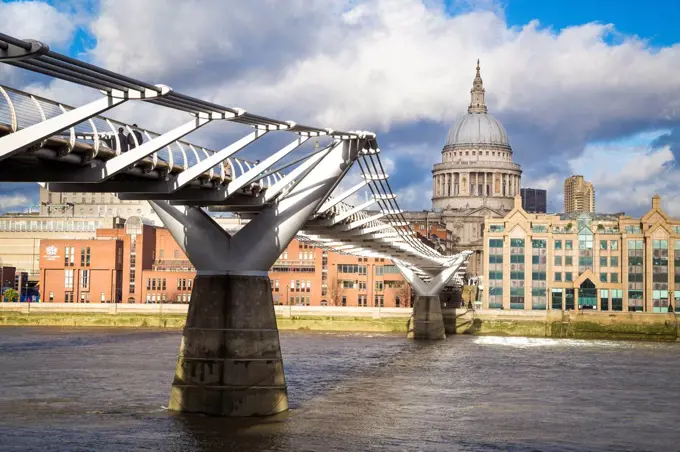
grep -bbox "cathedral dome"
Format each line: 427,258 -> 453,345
444,60 -> 511,149
445,112 -> 509,147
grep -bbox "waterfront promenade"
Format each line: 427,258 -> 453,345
2,303 -> 678,340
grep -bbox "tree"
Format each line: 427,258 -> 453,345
597,224 -> 605,231
395,282 -> 410,308
566,222 -> 573,231
3,288 -> 19,302
328,276 -> 344,306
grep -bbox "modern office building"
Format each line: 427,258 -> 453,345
564,175 -> 595,213
38,217 -> 412,307
483,195 -> 679,312
520,188 -> 547,213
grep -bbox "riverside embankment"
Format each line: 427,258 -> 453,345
1,303 -> 678,340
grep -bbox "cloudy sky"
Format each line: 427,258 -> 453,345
0,0 -> 679,216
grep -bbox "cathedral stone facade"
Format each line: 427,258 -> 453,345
405,61 -> 522,278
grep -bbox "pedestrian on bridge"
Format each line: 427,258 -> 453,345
127,124 -> 143,149
116,127 -> 129,153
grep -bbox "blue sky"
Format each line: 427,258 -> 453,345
502,0 -> 680,47
0,0 -> 679,216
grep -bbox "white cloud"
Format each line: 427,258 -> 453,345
0,2 -> 76,45
3,0 -> 680,216
0,194 -> 30,211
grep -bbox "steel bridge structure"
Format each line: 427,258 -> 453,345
0,32 -> 472,417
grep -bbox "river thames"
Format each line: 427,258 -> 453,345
0,327 -> 678,451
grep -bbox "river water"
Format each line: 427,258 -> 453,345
0,327 -> 678,451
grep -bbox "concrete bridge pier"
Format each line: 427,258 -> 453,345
408,295 -> 446,340
169,273 -> 287,416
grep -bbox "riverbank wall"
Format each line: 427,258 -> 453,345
1,303 -> 678,340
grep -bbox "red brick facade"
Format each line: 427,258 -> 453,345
39,224 -> 412,307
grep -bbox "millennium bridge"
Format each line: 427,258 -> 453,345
0,32 -> 472,417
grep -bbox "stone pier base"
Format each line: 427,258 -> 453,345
168,274 -> 288,417
408,295 -> 446,340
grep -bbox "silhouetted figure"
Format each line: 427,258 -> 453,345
116,127 -> 129,153
127,123 -> 143,149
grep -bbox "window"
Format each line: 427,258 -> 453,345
554,272 -> 562,282
565,273 -> 572,282
64,269 -> 74,289
611,289 -> 623,311
358,281 -> 367,291
510,239 -> 525,309
358,295 -> 368,307
600,257 -> 607,267
80,269 -> 90,289
375,281 -> 384,292
64,292 -> 74,303
625,225 -> 642,234
565,240 -> 573,250
342,280 -> 354,289
488,287 -> 503,309
489,224 -> 504,232
600,289 -> 609,311
374,295 -> 384,307
628,290 -> 644,312
338,264 -> 367,274
489,239 -> 503,248
80,247 -> 91,267
610,240 -> 618,250
531,288 -> 546,310
565,256 -> 573,266
341,296 -> 347,307
628,239 -> 644,292
611,273 -> 618,283
554,256 -> 562,266
611,256 -> 618,267
64,246 -> 75,266
554,240 -> 562,250
600,273 -> 607,283
551,288 -> 563,310
532,225 -> 547,233
375,266 -> 384,276
600,240 -> 607,250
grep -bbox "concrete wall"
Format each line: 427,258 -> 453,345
1,304 -> 677,340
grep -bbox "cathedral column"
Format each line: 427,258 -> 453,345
446,173 -> 451,196
509,174 -> 514,196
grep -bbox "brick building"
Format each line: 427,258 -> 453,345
39,216 -> 412,307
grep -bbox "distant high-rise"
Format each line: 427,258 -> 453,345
564,175 -> 595,213
520,188 -> 547,213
